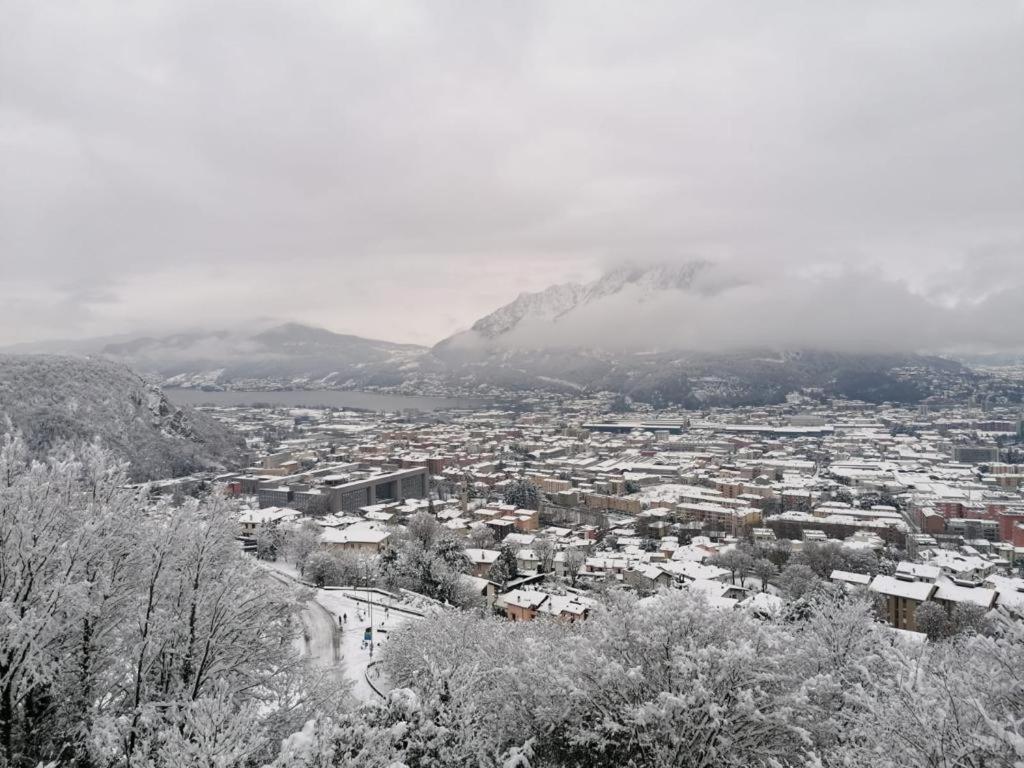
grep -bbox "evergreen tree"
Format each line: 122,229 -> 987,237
503,478 -> 541,510
490,543 -> 519,588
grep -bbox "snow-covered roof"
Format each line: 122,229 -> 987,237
500,589 -> 549,610
830,569 -> 871,586
465,548 -> 500,565
238,507 -> 301,525
540,594 -> 596,617
320,523 -> 390,545
662,560 -> 730,582
869,575 -> 936,602
933,581 -> 997,608
504,532 -> 537,546
686,579 -> 743,609
986,574 -> 1024,614
923,550 -> 993,575
636,565 -> 670,581
895,562 -> 941,581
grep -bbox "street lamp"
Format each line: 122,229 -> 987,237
364,560 -> 374,656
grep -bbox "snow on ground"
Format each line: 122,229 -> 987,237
738,575 -> 782,596
259,560 -> 419,701
315,588 -> 418,701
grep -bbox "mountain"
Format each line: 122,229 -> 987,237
431,263 -> 987,406
6,268 -> 1000,407
98,323 -> 427,389
438,261 -> 709,354
470,282 -> 587,339
0,354 -> 246,481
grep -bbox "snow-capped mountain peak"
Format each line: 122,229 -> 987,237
465,261 -> 708,341
471,282 -> 586,338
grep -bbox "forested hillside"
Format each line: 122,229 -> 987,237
0,354 -> 244,480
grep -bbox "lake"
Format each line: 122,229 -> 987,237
165,388 -> 490,412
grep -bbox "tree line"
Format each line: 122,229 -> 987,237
271,587 -> 1024,768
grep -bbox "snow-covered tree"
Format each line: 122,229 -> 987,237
257,522 -> 284,560
531,538 -> 556,574
752,557 -> 778,591
777,563 -> 820,600
305,551 -> 343,587
263,584 -> 1024,768
489,543 -> 519,588
284,520 -> 322,571
563,548 -> 586,587
377,522 -> 469,604
914,601 -> 952,641
503,478 -> 540,510
711,549 -> 755,585
467,525 -> 496,549
0,435 -> 349,767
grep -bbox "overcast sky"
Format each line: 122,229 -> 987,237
1,1 -> 1022,348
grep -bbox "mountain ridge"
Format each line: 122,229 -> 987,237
20,323 -> 428,390
2,267 -> 1008,407
450,261 -> 709,350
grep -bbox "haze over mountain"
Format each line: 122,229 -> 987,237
438,261 -> 1024,357
1,324 -> 423,387
427,263 -> 985,406
9,263 -> 1009,407
98,323 -> 425,388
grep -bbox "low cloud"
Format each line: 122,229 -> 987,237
0,2 -> 1021,347
496,261 -> 1024,355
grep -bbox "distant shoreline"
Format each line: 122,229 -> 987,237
164,387 -> 492,412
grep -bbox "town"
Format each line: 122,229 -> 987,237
185,392 -> 1024,670
3,1 -> 1021,763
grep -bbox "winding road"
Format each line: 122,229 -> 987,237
262,562 -> 417,700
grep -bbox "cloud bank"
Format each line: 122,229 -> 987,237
497,260 -> 1024,355
0,1 -> 1021,347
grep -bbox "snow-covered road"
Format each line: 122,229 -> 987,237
260,560 -> 419,701
315,587 -> 417,701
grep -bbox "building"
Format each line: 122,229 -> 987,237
953,445 -> 1000,464
326,468 -> 429,513
624,565 -> 674,594
498,589 -> 550,621
947,518 -> 999,542
830,570 -> 871,588
256,485 -> 291,508
237,506 -> 301,537
869,575 -> 937,631
465,548 -> 500,578
319,523 -> 391,555
932,581 -> 998,612
496,589 -> 595,622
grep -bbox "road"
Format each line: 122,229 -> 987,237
261,561 -> 418,701
266,569 -> 339,667
315,588 -> 416,701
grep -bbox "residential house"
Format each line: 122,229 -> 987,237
869,575 -> 937,631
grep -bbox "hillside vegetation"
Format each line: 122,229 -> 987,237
0,439 -> 346,766
0,354 -> 244,480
